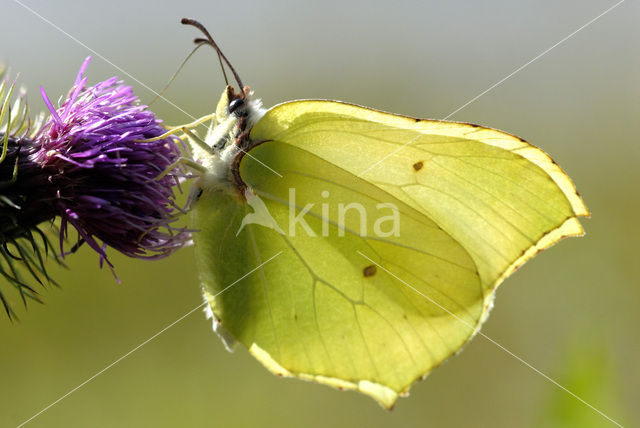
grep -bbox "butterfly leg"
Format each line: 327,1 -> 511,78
154,156 -> 207,182
137,112 -> 216,143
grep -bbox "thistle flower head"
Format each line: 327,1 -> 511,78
0,58 -> 189,318
36,57 -> 189,264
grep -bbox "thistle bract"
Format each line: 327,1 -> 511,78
0,69 -> 60,317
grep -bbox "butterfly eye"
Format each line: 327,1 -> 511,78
228,98 -> 245,114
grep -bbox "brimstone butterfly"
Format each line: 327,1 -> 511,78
181,19 -> 588,408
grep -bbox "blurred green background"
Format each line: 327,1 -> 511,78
1,1 -> 638,426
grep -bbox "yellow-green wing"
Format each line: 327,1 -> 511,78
250,100 -> 588,295
194,100 -> 587,407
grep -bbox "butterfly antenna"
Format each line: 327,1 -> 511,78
149,41 -> 208,107
194,37 -> 229,87
181,18 -> 244,92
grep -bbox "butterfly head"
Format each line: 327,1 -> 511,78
225,87 -> 265,126
207,85 -> 265,150
192,86 -> 264,195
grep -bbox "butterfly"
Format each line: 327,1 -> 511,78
180,19 -> 588,408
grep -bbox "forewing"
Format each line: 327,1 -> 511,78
250,100 -> 588,292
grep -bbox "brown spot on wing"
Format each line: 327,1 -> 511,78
413,161 -> 424,171
363,265 -> 377,277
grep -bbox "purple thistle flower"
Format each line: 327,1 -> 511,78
1,58 -> 189,317
34,57 -> 189,268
